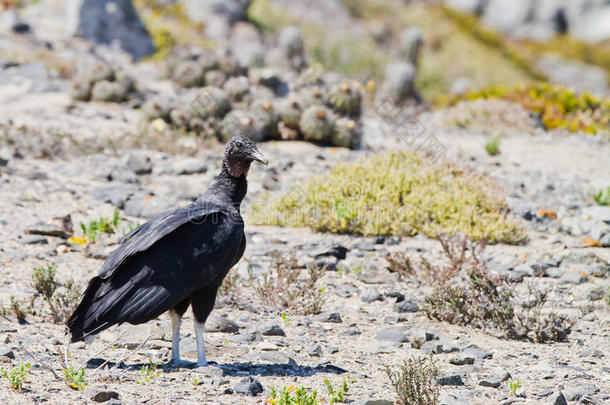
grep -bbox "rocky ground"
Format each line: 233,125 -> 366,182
1,1 -> 610,405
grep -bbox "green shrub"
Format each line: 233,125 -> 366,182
485,135 -> 500,156
594,186 -> 610,206
1,362 -> 30,392
63,365 -> 86,391
268,385 -> 320,405
253,152 -> 524,243
385,356 -> 440,405
324,377 -> 350,404
137,360 -> 162,384
80,208 -> 120,242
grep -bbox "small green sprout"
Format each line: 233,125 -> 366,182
280,312 -> 291,326
1,362 -> 31,392
485,135 -> 500,156
324,376 -> 350,404
63,364 -> 86,391
509,379 -> 521,396
137,359 -> 161,384
594,186 -> 610,206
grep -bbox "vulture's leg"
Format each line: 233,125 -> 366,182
169,298 -> 190,367
191,288 -> 218,367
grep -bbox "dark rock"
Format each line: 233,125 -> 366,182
91,390 -> 119,402
68,0 -> 155,59
437,374 -> 464,386
232,331 -> 263,343
307,344 -> 322,357
25,222 -> 68,238
394,299 -> 418,313
375,328 -> 409,343
421,339 -> 460,354
462,344 -> 492,360
21,235 -> 48,245
234,376 -> 263,396
256,323 -> 285,337
0,346 -> 15,359
449,354 -> 475,365
546,391 -> 567,405
107,167 -> 138,184
361,288 -> 383,303
315,312 -> 342,323
204,315 -> 240,333
479,371 -> 511,388
312,245 -> 348,260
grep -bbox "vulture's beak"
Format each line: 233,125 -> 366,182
250,149 -> 269,166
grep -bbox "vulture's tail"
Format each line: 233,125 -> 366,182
67,276 -> 111,343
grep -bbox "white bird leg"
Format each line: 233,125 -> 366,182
194,320 -> 208,367
169,310 -> 182,363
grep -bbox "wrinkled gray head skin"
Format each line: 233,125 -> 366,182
223,135 -> 268,177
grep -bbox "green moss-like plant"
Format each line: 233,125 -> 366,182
437,82 -> 610,135
252,152 -> 524,243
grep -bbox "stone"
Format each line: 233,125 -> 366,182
394,299 -> 418,313
25,222 -> 69,238
182,0 -> 251,25
123,193 -> 175,218
545,392 -> 568,405
421,339 -> 460,354
91,389 -> 119,402
439,393 -> 471,405
479,371 -> 511,388
559,270 -> 587,285
0,346 -> 15,359
482,0 -> 531,34
67,0 -> 155,60
107,167 -> 138,184
315,312 -> 342,323
307,344 -> 322,357
260,351 -> 295,365
590,221 -> 610,247
234,376 -> 263,396
438,374 -> 464,386
89,184 -> 139,209
256,323 -> 285,337
361,288 -> 383,303
153,158 -> 208,175
204,315 -> 239,333
21,235 -> 48,245
444,0 -> 482,14
127,153 -> 152,175
375,328 -> 409,343
353,401 -> 393,405
449,354 -> 475,365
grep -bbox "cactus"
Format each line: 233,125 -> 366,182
399,26 -> 424,66
277,97 -> 302,129
169,108 -> 193,129
381,61 -> 416,104
293,65 -> 325,89
115,70 -> 136,93
252,99 -> 280,139
172,60 -> 205,88
223,76 -> 250,101
278,26 -> 306,70
142,96 -> 174,121
220,110 -> 264,142
191,86 -> 231,120
299,85 -> 327,108
91,80 -> 128,102
90,62 -> 114,83
299,105 -> 335,143
328,82 -> 362,117
332,117 -> 361,149
204,70 -> 226,88
70,79 -> 92,101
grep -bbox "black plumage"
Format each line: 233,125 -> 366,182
67,136 -> 267,366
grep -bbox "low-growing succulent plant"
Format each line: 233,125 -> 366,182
114,70 -> 136,92
223,76 -> 250,101
252,99 -> 280,139
277,97 -> 303,129
328,82 -> 362,117
69,79 -> 92,101
299,86 -> 327,108
300,105 -> 336,143
91,80 -> 128,102
204,69 -> 226,88
293,65 -> 326,89
278,26 -> 306,70
89,62 -> 114,83
191,86 -> 231,119
220,109 -> 264,142
332,117 -> 361,149
169,108 -> 194,129
142,96 -> 174,121
172,60 -> 205,88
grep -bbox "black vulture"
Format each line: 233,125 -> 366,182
67,136 -> 267,367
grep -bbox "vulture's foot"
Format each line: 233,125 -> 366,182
167,358 -> 198,369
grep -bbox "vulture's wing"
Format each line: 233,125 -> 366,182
99,199 -> 226,279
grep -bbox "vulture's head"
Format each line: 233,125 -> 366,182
223,135 -> 268,178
